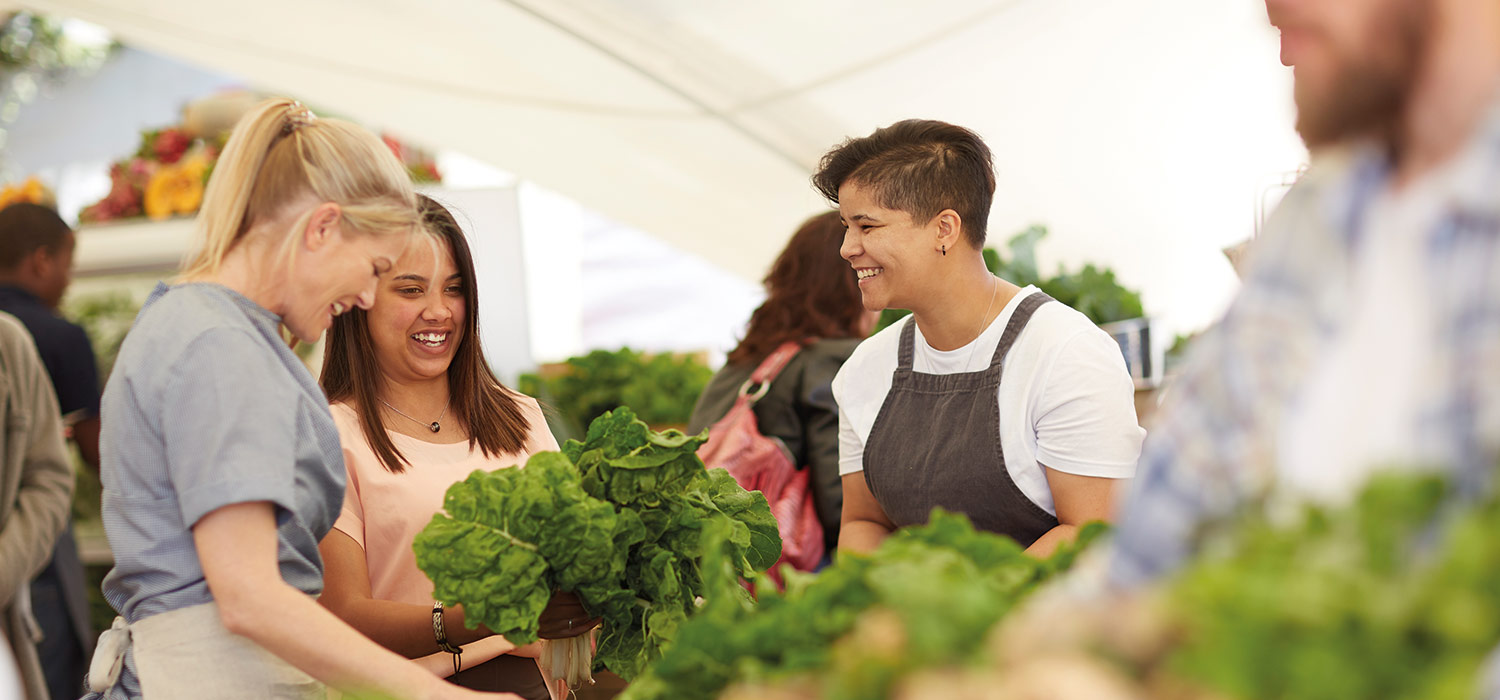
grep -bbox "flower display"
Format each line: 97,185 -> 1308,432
80,127 -> 218,224
0,176 -> 56,210
385,133 -> 442,184
80,112 -> 443,224
143,154 -> 207,220
407,161 -> 442,184
150,128 -> 192,165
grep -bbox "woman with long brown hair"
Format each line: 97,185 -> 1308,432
688,210 -> 878,557
318,196 -> 591,699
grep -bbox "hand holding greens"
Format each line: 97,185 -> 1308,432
413,407 -> 781,682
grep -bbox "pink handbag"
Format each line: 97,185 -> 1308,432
696,341 -> 825,582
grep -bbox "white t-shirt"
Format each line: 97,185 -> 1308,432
833,286 -> 1145,515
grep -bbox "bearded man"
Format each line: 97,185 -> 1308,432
1112,0 -> 1500,581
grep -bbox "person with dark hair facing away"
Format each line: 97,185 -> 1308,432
814,120 -> 1144,558
688,210 -> 877,557
319,196 -> 594,699
0,202 -> 99,700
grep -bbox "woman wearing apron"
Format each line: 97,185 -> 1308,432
813,120 -> 1145,557
87,99 -> 516,700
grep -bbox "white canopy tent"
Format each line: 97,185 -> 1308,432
12,0 -> 1306,343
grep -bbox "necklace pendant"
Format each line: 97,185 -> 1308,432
429,422 -> 441,433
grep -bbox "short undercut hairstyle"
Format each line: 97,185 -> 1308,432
812,119 -> 996,248
0,203 -> 71,271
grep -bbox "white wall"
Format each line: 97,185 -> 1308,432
418,187 -> 534,383
515,181 -> 762,364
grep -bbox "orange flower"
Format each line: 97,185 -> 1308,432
143,157 -> 207,220
0,177 -> 55,210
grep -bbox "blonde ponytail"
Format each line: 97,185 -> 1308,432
180,98 -> 417,279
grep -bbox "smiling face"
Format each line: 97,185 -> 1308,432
366,235 -> 466,384
283,214 -> 405,344
837,180 -> 946,313
1266,0 -> 1429,147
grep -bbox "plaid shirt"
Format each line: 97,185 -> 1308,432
1111,100 -> 1500,585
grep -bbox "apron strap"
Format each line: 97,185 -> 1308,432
895,292 -> 1054,372
896,317 -> 917,371
86,616 -> 130,693
990,292 -> 1054,367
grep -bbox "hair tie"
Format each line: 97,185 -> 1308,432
284,101 -> 317,134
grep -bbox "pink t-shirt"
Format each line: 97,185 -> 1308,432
330,397 -> 559,605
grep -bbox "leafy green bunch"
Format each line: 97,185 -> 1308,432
987,224 -> 1144,325
518,348 -> 713,439
621,510 -> 1108,700
413,407 -> 780,681
1165,473 -> 1500,700
66,291 -> 139,382
875,225 -> 1144,332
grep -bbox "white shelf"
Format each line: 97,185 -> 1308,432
74,217 -> 195,279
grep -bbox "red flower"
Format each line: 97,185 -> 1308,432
81,167 -> 145,223
102,177 -> 142,214
125,157 -> 153,183
153,128 -> 192,165
382,135 -> 406,161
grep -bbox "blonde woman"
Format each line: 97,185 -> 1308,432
86,99 -> 517,700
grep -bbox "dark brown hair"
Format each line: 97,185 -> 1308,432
726,211 -> 866,365
0,203 -> 70,271
811,119 -> 995,249
321,195 -> 531,472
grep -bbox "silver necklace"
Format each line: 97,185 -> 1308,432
966,276 -> 1001,368
379,397 -> 450,433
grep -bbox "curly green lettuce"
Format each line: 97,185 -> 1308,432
415,407 -> 782,680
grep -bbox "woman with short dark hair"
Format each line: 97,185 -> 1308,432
815,119 -> 1144,558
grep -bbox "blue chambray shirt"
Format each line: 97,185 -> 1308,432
1111,98 -> 1500,586
96,282 -> 345,699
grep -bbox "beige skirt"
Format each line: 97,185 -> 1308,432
98,603 -> 324,700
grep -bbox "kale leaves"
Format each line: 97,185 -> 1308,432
414,407 -> 781,680
620,510 -> 1108,700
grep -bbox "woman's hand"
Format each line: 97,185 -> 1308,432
536,591 -> 600,639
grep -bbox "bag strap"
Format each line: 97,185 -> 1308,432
737,341 -> 804,404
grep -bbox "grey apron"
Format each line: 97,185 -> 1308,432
863,291 -> 1059,548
